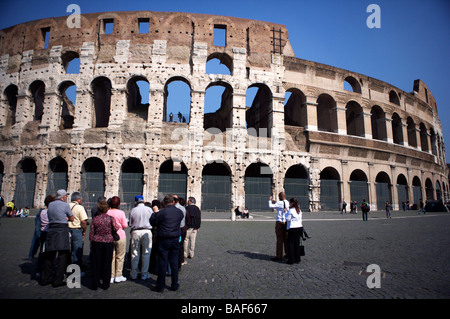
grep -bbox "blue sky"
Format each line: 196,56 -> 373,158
1,0 -> 449,160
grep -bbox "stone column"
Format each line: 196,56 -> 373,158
305,95 -> 318,132
335,103 -> 347,135
385,117 -> 393,143
362,111 -> 373,139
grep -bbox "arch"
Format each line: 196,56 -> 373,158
206,53 -> 233,75
81,157 -> 105,203
15,157 -> 37,208
61,51 -> 80,74
412,176 -> 422,206
46,157 -> 68,196
389,90 -> 400,106
284,164 -> 310,211
392,113 -> 404,145
396,173 -> 409,209
425,178 -> 434,200
375,172 -> 392,210
284,88 -> 306,128
245,162 -> 273,211
120,157 -> 144,208
163,76 -> 191,123
343,76 -> 361,94
246,83 -> 273,137
204,81 -> 233,132
91,76 -> 112,128
349,169 -> 369,204
58,81 -> 76,129
317,94 -> 337,133
158,159 -> 188,200
419,123 -> 429,152
3,84 -> 18,125
29,80 -> 45,121
127,76 -> 149,121
346,101 -> 364,137
436,180 -> 442,201
202,162 -> 232,211
371,105 -> 387,141
407,117 -> 417,148
320,167 -> 340,211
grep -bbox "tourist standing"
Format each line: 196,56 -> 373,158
107,196 -> 128,283
285,198 -> 303,264
184,197 -> 201,261
68,192 -> 88,271
268,192 -> 289,261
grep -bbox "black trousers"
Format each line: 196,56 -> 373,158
156,237 -> 180,290
287,227 -> 303,264
40,249 -> 71,287
178,227 -> 187,267
91,241 -> 114,290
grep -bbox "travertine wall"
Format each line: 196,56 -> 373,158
0,11 -> 448,210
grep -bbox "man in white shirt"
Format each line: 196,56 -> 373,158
268,192 -> 289,261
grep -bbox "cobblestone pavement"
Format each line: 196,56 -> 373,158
1,209 -> 450,301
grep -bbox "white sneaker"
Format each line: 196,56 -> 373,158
115,276 -> 127,283
110,277 -> 115,283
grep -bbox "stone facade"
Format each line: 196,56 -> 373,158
0,11 -> 448,211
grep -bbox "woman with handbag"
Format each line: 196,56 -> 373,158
107,196 -> 128,284
285,198 -> 303,264
89,200 -> 119,290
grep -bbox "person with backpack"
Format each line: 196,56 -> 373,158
361,199 -> 370,221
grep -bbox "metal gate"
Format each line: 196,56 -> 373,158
320,179 -> 340,211
413,186 -> 422,205
201,175 -> 231,211
158,172 -> 187,200
81,172 -> 105,204
284,177 -> 310,211
120,172 -> 143,208
245,176 -> 272,211
15,173 -> 36,208
376,182 -> 391,210
350,181 -> 369,204
397,184 -> 408,206
46,172 -> 68,197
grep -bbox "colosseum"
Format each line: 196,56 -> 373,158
0,11 -> 448,213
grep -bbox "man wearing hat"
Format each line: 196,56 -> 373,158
40,189 -> 74,287
129,195 -> 153,280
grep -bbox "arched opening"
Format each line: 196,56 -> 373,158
204,82 -> 233,132
158,159 -> 187,200
317,94 -> 337,133
376,172 -> 391,210
389,90 -> 400,106
245,162 -> 273,211
436,180 -> 442,201
206,53 -> 232,75
343,76 -> 362,94
62,51 -> 80,74
91,77 -> 112,128
201,162 -> 231,211
164,77 -> 191,123
120,158 -> 144,209
349,169 -> 369,204
412,176 -> 422,207
59,81 -> 76,129
15,158 -> 37,208
127,76 -> 149,121
371,105 -> 387,141
284,88 -> 307,128
46,157 -> 68,197
320,167 -> 341,211
425,178 -> 434,200
420,123 -> 429,152
30,80 -> 45,122
407,117 -> 417,148
3,84 -> 18,125
392,113 -> 404,145
284,164 -> 309,211
81,157 -> 105,204
396,174 -> 409,208
346,101 -> 364,137
246,84 -> 273,137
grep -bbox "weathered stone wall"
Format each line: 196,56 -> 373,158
0,11 -> 448,210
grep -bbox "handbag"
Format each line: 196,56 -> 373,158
299,238 -> 305,256
110,216 -> 120,241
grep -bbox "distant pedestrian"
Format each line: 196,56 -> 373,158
150,195 -> 184,293
419,199 -> 425,215
285,198 -> 303,264
184,197 -> 201,261
242,207 -> 249,219
361,199 -> 370,221
89,200 -> 119,290
107,196 -> 128,283
169,112 -> 173,122
129,195 -> 153,280
385,201 -> 392,218
341,200 -> 347,214
269,192 -> 289,262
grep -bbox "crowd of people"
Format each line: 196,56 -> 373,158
28,189 -> 201,292
0,196 -> 31,218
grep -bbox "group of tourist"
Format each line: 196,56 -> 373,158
30,189 -> 201,292
0,195 -> 30,218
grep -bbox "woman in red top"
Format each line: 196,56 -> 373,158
89,200 -> 119,290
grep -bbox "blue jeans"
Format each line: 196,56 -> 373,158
156,237 -> 180,290
70,228 -> 83,267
